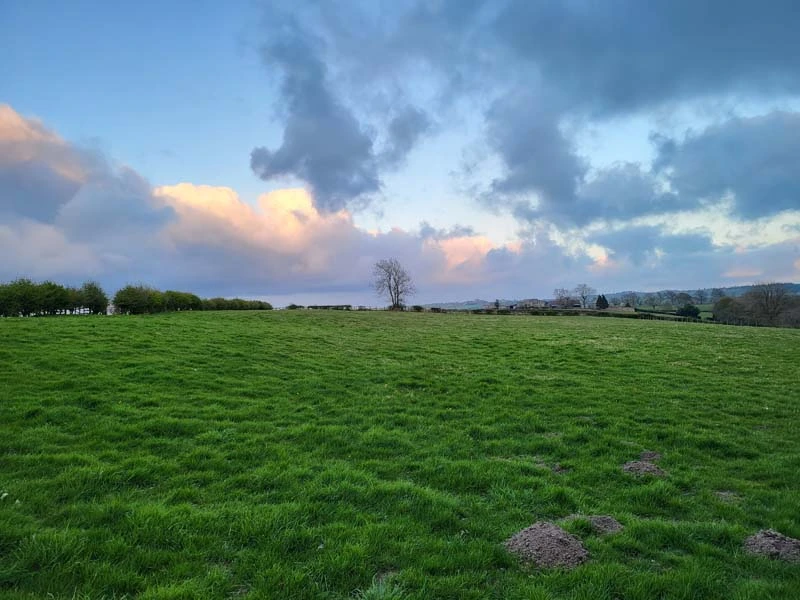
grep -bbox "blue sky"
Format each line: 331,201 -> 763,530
2,1 -> 799,305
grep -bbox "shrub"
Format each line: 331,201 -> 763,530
676,303 -> 701,318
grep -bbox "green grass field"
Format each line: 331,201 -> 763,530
1,312 -> 799,599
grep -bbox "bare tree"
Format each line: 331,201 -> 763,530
552,287 -> 573,308
694,289 -> 708,304
710,288 -> 726,303
574,283 -> 596,308
373,258 -> 416,309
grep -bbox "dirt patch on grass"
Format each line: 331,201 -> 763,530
622,460 -> 667,477
744,530 -> 800,562
640,450 -> 662,462
505,522 -> 589,568
587,515 -> 624,534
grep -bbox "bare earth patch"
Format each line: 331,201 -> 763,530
505,522 -> 589,568
587,515 -> 624,534
744,530 -> 800,562
640,450 -> 662,462
622,460 -> 667,477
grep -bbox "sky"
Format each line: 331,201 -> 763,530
2,0 -> 800,306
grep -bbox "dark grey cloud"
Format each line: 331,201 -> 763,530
250,24 -> 380,212
250,16 -> 433,212
589,225 -> 715,266
493,0 -> 800,116
482,0 -> 800,224
486,93 -> 586,211
380,105 -> 431,168
654,112 -> 800,219
498,107 -> 800,227
0,161 -> 80,222
572,163 -> 681,225
418,221 -> 476,240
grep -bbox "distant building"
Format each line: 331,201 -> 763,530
517,298 -> 549,309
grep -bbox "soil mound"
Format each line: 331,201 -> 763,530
587,515 -> 624,534
744,529 -> 800,562
505,522 -> 588,568
622,460 -> 667,477
640,450 -> 662,462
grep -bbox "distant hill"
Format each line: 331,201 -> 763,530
605,282 -> 800,302
422,299 -> 493,310
424,283 -> 800,309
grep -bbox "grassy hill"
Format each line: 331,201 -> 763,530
1,312 -> 799,599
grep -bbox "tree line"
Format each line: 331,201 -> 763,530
0,279 -> 108,317
711,283 -> 800,327
108,285 -> 273,314
0,279 -> 272,317
552,285 -> 730,310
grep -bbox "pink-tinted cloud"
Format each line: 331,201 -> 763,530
0,104 -> 85,182
155,183 -> 523,293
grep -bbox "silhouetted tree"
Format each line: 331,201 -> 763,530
373,258 -> 415,309
574,283 -> 596,308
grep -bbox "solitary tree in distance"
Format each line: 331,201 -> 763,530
373,258 -> 416,309
574,283 -> 596,308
